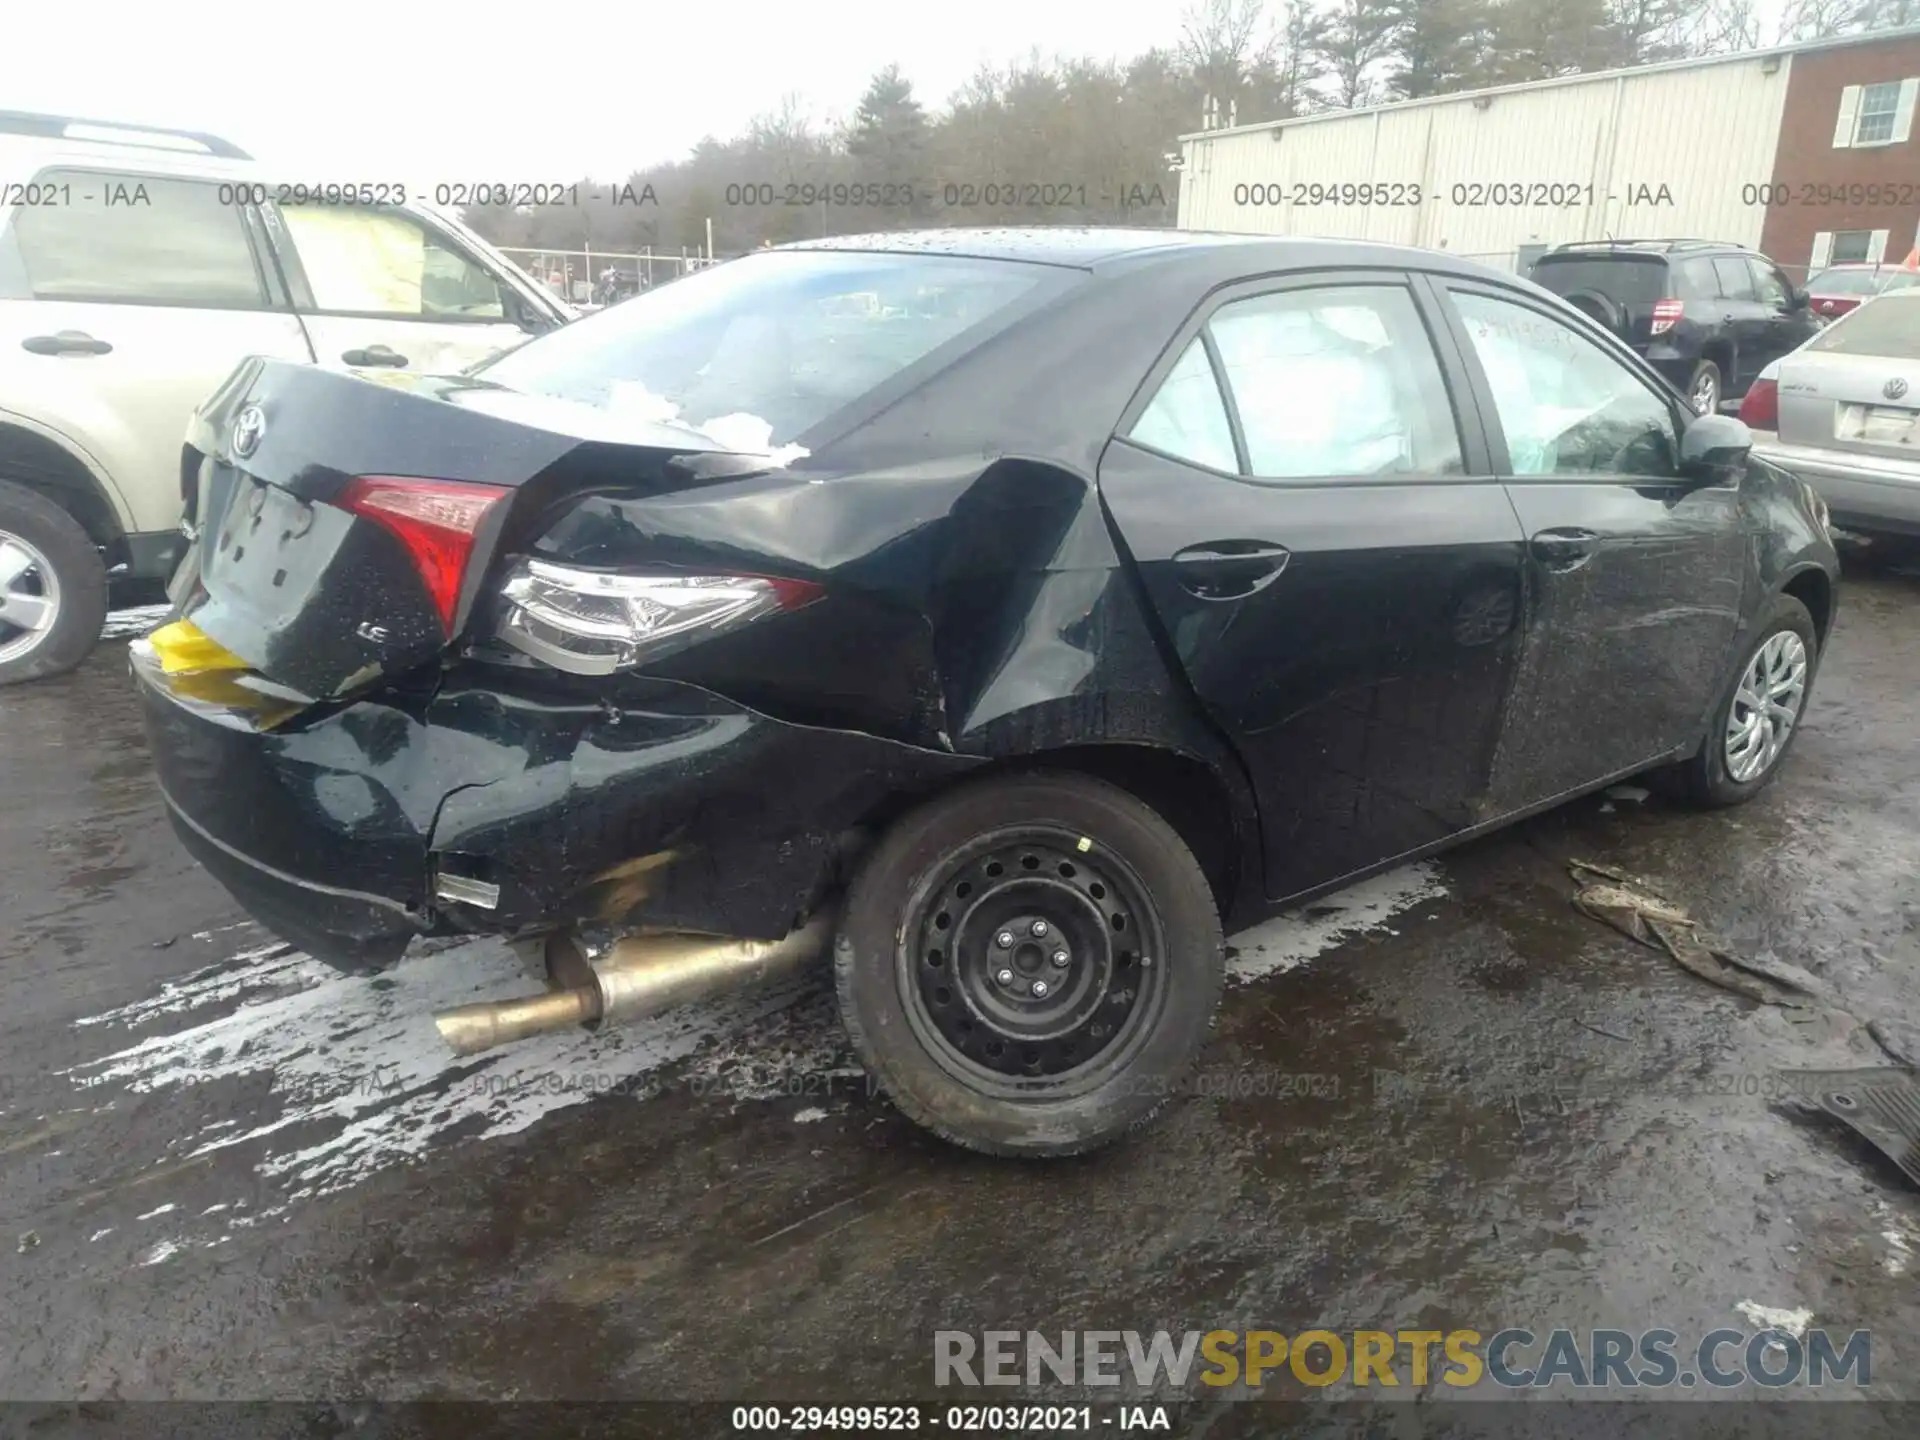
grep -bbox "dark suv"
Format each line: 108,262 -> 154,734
1529,240 -> 1821,415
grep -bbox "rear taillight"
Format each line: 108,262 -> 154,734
1738,377 -> 1779,430
1650,299 -> 1684,336
337,476 -> 509,635
495,561 -> 823,675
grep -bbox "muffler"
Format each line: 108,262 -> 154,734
433,910 -> 836,1058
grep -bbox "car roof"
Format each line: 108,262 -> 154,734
779,226 -> 1518,281
1539,240 -> 1745,260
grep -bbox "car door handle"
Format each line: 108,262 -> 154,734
1171,540 -> 1291,600
341,345 -> 408,368
22,330 -> 112,356
1530,527 -> 1600,570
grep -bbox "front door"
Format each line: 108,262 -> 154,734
263,203 -> 532,376
1098,273 -> 1530,902
1428,282 -> 1748,814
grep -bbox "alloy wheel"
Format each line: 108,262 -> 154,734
1693,370 -> 1720,414
899,827 -> 1170,1096
1724,631 -> 1808,783
0,530 -> 62,666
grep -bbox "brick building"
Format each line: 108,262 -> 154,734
1175,27 -> 1920,281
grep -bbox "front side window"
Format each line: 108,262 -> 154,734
479,250 -> 1064,445
1450,291 -> 1679,479
1205,285 -> 1463,478
1855,81 -> 1903,144
0,170 -> 264,307
1128,338 -> 1238,473
1749,260 -> 1792,309
279,206 -> 506,320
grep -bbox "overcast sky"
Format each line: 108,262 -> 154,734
11,0 -> 1187,186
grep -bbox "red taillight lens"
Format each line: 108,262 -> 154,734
337,476 -> 509,634
1650,299 -> 1684,336
1738,377 -> 1779,430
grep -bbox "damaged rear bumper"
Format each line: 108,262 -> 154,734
134,645 -> 977,970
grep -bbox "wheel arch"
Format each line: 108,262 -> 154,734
0,420 -> 128,563
852,741 -> 1261,926
1781,565 -> 1834,649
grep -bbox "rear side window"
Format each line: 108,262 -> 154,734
1207,285 -> 1464,479
478,250 -> 1062,445
1676,258 -> 1722,300
1807,295 -> 1920,360
1530,256 -> 1668,306
1129,338 -> 1238,473
1712,258 -> 1757,301
0,169 -> 264,307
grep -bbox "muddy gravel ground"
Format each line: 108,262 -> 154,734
1,565 -> 1916,1433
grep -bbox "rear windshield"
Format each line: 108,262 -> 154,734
1809,268 -> 1886,296
1530,256 -> 1668,305
1807,293 -> 1920,360
476,250 -> 1065,447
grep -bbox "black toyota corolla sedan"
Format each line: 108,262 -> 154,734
136,229 -> 1838,1157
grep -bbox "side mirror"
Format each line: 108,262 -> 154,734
1788,287 -> 1811,312
1680,412 -> 1753,482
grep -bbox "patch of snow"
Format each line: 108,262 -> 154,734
1885,1230 -> 1911,1277
1227,863 -> 1447,983
67,862 -> 1451,1212
1735,1301 -> 1813,1339
89,1228 -> 113,1242
137,1239 -> 182,1267
69,933 -> 813,1203
134,1204 -> 177,1220
793,1107 -> 829,1124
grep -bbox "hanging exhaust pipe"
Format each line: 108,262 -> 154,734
433,909 -> 837,1058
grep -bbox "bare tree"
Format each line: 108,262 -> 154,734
1314,0 -> 1402,106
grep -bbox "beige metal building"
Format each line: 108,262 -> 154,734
1175,28 -> 1920,279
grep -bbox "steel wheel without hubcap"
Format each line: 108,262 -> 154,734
1725,631 -> 1808,783
0,530 -> 61,666
901,828 -> 1170,1098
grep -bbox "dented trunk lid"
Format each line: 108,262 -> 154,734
174,359 -> 761,701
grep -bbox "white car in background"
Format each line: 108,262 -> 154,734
0,110 -> 571,684
1739,289 -> 1920,551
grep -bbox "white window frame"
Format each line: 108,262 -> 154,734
1833,78 -> 1919,148
1819,230 -> 1884,265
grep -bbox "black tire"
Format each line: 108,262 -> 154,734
834,770 -> 1225,1157
0,479 -> 109,687
1688,359 -> 1723,415
1675,593 -> 1818,807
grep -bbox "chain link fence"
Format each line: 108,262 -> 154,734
496,247 -> 731,306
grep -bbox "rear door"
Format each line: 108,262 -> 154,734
1098,271 -> 1530,902
0,168 -> 314,537
262,202 -> 536,375
1430,281 -> 1747,813
1711,256 -> 1770,391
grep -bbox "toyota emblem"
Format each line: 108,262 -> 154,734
1886,378 -> 1911,401
231,404 -> 266,458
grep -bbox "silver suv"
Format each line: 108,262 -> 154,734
0,110 -> 570,684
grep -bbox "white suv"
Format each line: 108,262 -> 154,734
0,110 -> 571,684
